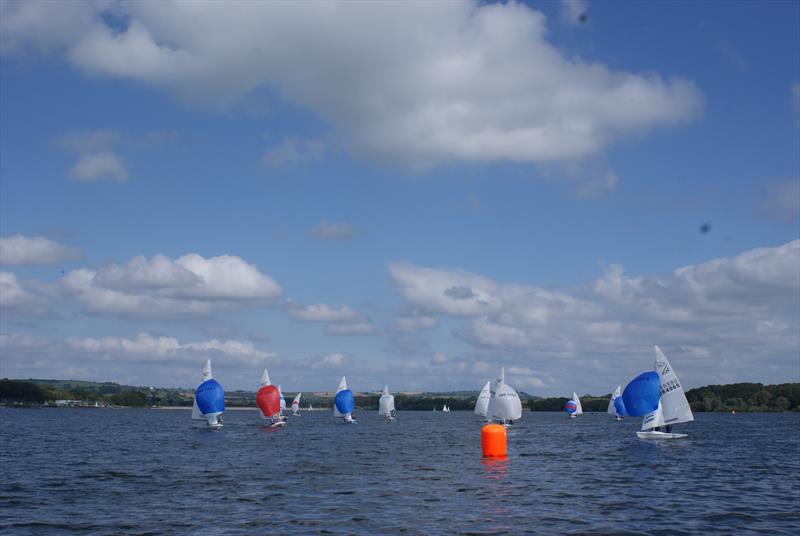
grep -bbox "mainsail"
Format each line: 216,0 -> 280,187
378,385 -> 395,417
486,368 -> 523,423
607,385 -> 625,417
474,381 -> 491,417
572,392 -> 583,416
641,346 -> 694,430
291,393 -> 302,414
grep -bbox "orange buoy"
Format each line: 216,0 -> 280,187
481,424 -> 507,458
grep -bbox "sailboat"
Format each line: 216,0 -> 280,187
308,404 -> 313,411
623,346 -> 694,439
278,384 -> 286,418
486,368 -> 522,425
378,385 -> 396,421
333,376 -> 356,424
565,392 -> 583,418
192,359 -> 225,429
256,368 -> 285,428
474,380 -> 491,421
291,393 -> 302,416
607,385 -> 625,420
442,404 -> 450,413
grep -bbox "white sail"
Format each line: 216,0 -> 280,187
260,368 -> 271,387
378,385 -> 395,417
191,397 -> 204,420
654,345 -> 694,425
292,393 -> 302,413
487,368 -> 523,422
607,385 -> 622,416
202,358 -> 213,381
573,392 -> 583,415
642,400 -> 666,430
333,376 -> 347,417
474,381 -> 491,417
278,384 -> 286,414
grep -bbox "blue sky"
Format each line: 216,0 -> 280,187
1,0 -> 798,395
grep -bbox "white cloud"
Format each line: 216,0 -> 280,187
0,271 -> 47,315
394,314 -> 438,332
320,352 -> 345,367
389,240 -> 800,391
287,301 -> 363,323
69,152 -> 128,182
311,220 -> 358,241
0,234 -> 82,266
327,322 -> 376,336
0,331 -> 278,388
2,1 -> 703,168
263,136 -> 326,167
432,352 -> 448,364
61,253 -> 282,317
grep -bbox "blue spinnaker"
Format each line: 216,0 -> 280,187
622,371 -> 660,417
614,396 -> 627,416
196,379 -> 225,415
334,389 -> 355,414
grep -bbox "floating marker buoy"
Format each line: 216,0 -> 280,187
481,424 -> 507,458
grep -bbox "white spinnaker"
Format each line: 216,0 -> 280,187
333,376 -> 347,417
474,381 -> 491,417
260,368 -> 271,387
378,385 -> 395,416
607,385 -> 622,416
292,393 -> 302,412
487,368 -> 523,422
654,345 -> 694,425
572,392 -> 583,415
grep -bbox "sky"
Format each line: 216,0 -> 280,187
0,0 -> 798,395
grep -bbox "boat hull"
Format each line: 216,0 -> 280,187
636,431 -> 688,439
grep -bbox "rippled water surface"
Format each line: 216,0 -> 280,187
1,409 -> 798,535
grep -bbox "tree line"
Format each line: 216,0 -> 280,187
2,379 -> 798,412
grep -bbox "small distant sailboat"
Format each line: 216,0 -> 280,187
565,392 -> 583,418
487,368 -> 522,425
192,359 -> 225,429
378,385 -> 396,421
291,393 -> 302,416
308,404 -> 313,411
442,404 -> 451,413
333,376 -> 356,424
607,385 -> 625,421
278,384 -> 286,418
474,380 -> 491,421
256,368 -> 284,428
623,346 -> 694,439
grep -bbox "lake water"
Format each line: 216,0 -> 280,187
1,408 -> 798,535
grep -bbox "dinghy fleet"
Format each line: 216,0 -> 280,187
193,345 -> 694,440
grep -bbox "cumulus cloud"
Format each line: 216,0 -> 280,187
0,271 -> 47,315
58,129 -> 129,182
394,314 -> 438,332
69,152 -> 128,182
0,331 -> 278,388
320,352 -> 345,367
0,234 -> 82,266
311,220 -> 358,241
389,240 -> 800,391
2,1 -> 702,168
286,301 -> 363,323
61,253 -> 282,317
